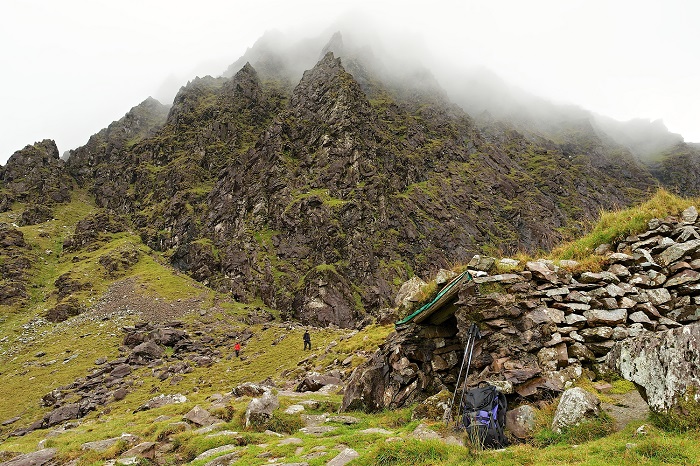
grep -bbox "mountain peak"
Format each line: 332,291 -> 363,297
1,139 -> 71,207
320,31 -> 344,59
290,52 -> 373,126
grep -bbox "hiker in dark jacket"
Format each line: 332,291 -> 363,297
303,330 -> 311,350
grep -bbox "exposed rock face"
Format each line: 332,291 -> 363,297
62,211 -> 128,252
65,97 -> 170,188
551,387 -> 601,433
18,204 -> 53,226
647,142 -> 700,197
343,210 -> 700,411
1,139 -> 72,209
6,33 -> 700,329
0,223 -> 32,305
606,323 -> 700,412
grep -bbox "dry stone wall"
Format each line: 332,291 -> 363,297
342,206 -> 700,412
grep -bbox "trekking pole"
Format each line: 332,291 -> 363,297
456,323 -> 481,423
446,325 -> 475,424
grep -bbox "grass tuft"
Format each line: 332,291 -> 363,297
551,189 -> 695,261
357,439 -> 472,466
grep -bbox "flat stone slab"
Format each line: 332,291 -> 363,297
327,448 -> 360,466
279,437 -> 304,445
194,422 -> 226,434
326,415 -> 359,425
202,451 -> 243,466
412,423 -> 441,441
284,404 -> 305,414
81,434 -> 139,452
1,416 -> 21,426
299,425 -> 338,436
206,430 -> 240,438
301,414 -> 327,427
360,428 -> 393,435
120,441 -> 157,459
137,393 -> 187,411
1,448 -> 57,466
194,444 -> 239,461
184,405 -> 221,427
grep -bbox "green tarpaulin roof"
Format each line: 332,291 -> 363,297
395,270 -> 472,326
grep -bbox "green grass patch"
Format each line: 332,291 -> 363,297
357,439 -> 473,466
533,411 -> 615,447
649,386 -> 700,433
552,188 -> 696,261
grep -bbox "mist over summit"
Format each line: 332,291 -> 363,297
3,24 -> 700,329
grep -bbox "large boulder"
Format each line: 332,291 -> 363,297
395,276 -> 428,311
606,323 -> 700,412
244,392 -> 279,427
183,406 -> 221,427
128,340 -> 164,365
45,403 -> 81,427
231,382 -> 269,398
135,393 -> 187,412
296,373 -> 343,392
551,387 -> 601,433
506,404 -> 537,439
0,448 -> 57,466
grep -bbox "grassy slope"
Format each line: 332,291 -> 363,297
1,189 -> 700,464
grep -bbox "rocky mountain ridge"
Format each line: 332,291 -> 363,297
2,32 -> 700,329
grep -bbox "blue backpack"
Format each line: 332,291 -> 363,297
461,384 -> 508,448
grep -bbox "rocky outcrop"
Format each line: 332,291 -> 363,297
606,322 -> 700,412
62,211 -> 128,252
647,142 -> 700,197
65,97 -> 170,187
18,204 -> 53,226
1,139 -> 72,209
11,322 -> 227,436
0,223 -> 32,305
341,323 -> 458,412
5,36 -> 690,330
343,208 -> 700,411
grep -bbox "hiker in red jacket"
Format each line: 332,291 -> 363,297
234,342 -> 241,358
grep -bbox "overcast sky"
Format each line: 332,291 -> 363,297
1,0 -> 698,164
